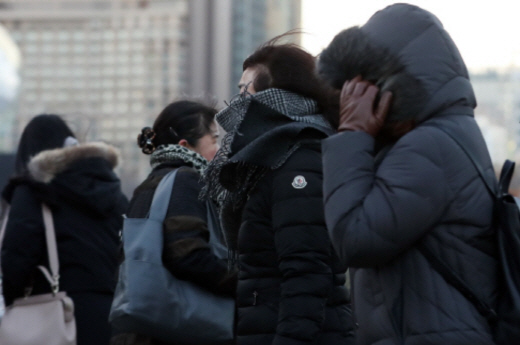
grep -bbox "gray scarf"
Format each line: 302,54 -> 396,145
150,144 -> 208,175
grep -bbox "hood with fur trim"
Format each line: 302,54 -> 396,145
28,142 -> 120,183
3,142 -> 127,217
318,3 -> 476,125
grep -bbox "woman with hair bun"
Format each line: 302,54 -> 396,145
111,100 -> 236,345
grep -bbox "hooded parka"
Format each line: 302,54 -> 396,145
319,4 -> 497,345
1,142 -> 129,345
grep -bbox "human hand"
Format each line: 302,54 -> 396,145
337,76 -> 393,137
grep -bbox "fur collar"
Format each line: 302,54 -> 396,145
28,142 -> 120,183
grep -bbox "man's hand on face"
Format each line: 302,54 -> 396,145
338,75 -> 393,137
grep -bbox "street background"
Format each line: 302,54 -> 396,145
1,0 -> 519,196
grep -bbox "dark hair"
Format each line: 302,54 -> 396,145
138,100 -> 217,154
318,26 -> 426,135
242,34 -> 339,127
15,114 -> 76,176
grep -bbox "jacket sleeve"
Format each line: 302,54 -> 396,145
1,185 -> 46,305
162,170 -> 235,296
271,152 -> 333,345
322,130 -> 452,268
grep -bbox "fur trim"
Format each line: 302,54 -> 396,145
318,27 -> 427,123
28,142 -> 121,183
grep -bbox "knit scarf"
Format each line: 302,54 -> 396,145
202,88 -> 334,252
150,144 -> 208,175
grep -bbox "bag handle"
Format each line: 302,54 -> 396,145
148,170 -> 178,221
0,202 -> 9,245
205,200 -> 225,246
38,204 -> 60,294
0,202 -> 61,294
146,170 -> 227,258
149,170 -> 222,246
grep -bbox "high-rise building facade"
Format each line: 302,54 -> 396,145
231,0 -> 301,97
0,0 -> 192,194
0,0 -> 302,195
471,69 -> 520,192
0,23 -> 20,153
471,70 -> 520,164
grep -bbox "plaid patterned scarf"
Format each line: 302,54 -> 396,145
201,88 -> 333,252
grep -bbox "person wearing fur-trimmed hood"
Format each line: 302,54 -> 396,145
318,4 -> 497,345
203,38 -> 355,345
1,114 -> 128,345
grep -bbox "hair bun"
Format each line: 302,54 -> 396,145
137,127 -> 156,154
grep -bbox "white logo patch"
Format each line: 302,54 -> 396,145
292,175 -> 307,189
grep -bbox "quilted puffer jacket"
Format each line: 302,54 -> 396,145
319,4 -> 498,345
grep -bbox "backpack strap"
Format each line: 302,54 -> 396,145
498,160 -> 515,196
418,124 -> 499,323
418,242 -> 498,322
434,125 -> 497,197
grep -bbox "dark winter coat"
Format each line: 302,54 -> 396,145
214,94 -> 355,345
124,160 -> 234,296
236,142 -> 353,345
1,142 -> 129,345
319,4 -> 497,345
110,160 -> 235,345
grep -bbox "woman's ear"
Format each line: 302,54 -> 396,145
178,139 -> 189,147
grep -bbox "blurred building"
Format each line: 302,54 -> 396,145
0,23 -> 20,153
230,0 -> 302,97
0,153 -> 15,197
471,69 -> 520,193
471,69 -> 520,163
0,0 -> 302,195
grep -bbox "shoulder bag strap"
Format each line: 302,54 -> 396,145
148,169 -> 178,221
37,204 -> 61,294
434,125 -> 497,197
205,200 -> 225,246
0,203 -> 9,245
205,200 -> 231,262
0,201 -> 61,294
418,124 -> 498,322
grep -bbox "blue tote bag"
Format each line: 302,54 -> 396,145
109,170 -> 234,344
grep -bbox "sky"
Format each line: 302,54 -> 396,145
301,0 -> 520,72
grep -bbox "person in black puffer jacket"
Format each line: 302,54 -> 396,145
1,114 -> 129,345
203,37 -> 355,345
110,100 -> 236,345
318,4 -> 498,345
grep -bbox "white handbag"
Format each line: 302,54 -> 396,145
0,203 -> 76,345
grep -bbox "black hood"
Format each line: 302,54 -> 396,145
3,142 -> 127,217
50,158 -> 126,217
318,3 -> 476,125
